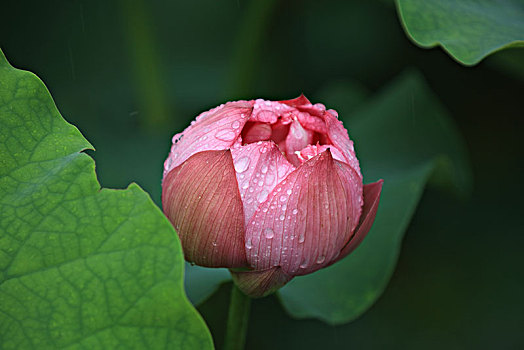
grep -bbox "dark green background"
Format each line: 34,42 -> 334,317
1,0 -> 523,348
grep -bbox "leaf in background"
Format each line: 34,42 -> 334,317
487,47 -> 524,81
184,264 -> 231,305
278,70 -> 472,324
0,51 -> 212,349
396,0 -> 524,65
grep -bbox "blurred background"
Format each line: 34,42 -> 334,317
1,0 -> 523,348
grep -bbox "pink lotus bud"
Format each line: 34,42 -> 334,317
162,96 -> 383,298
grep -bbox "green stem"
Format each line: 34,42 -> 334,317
223,283 -> 251,350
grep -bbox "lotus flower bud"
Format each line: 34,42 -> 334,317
162,96 -> 383,298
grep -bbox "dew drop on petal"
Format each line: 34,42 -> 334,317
257,189 -> 269,203
242,182 -> 249,190
261,164 -> 268,174
215,129 -> 237,141
234,156 -> 250,173
264,228 -> 274,239
298,233 -> 305,243
316,255 -> 326,264
277,165 -> 289,178
300,259 -> 308,268
279,195 -> 287,202
279,214 -> 285,221
245,239 -> 253,249
282,204 -> 287,211
265,173 -> 275,185
231,120 -> 241,129
292,208 -> 298,215
286,189 -> 292,195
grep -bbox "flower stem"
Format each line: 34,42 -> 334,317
223,283 -> 251,350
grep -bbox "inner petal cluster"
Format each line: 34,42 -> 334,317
240,99 -> 334,167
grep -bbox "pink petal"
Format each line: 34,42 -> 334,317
162,150 -> 247,268
231,141 -> 295,228
296,111 -> 328,134
285,120 -> 315,166
230,267 -> 292,298
329,179 -> 383,265
270,121 -> 290,150
296,144 -> 330,164
244,150 -> 363,276
163,101 -> 253,177
280,94 -> 312,108
322,111 -> 362,179
242,122 -> 272,144
251,99 -> 294,123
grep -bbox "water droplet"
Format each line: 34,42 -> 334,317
300,259 -> 308,268
264,228 -> 274,239
279,214 -> 285,221
257,189 -> 269,203
261,164 -> 268,174
249,187 -> 254,193
242,182 -> 249,190
259,146 -> 268,154
265,173 -> 275,185
258,180 -> 263,186
277,165 -> 288,177
316,255 -> 326,264
280,195 -> 287,202
286,189 -> 292,195
292,208 -> 298,215
246,197 -> 254,204
231,120 -> 241,129
282,204 -> 287,211
298,233 -> 305,243
262,207 -> 268,213
212,241 -> 217,247
245,239 -> 253,249
234,156 -> 250,173
215,129 -> 237,141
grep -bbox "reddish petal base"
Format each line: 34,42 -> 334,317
162,150 -> 248,268
230,267 -> 292,298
